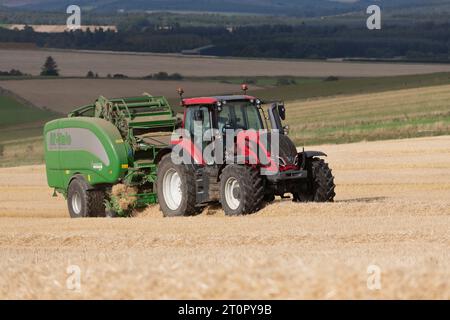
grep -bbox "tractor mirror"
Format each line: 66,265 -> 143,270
194,110 -> 204,122
278,104 -> 286,121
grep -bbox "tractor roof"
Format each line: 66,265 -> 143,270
182,95 -> 256,107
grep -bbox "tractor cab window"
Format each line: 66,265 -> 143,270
184,106 -> 212,147
218,102 -> 263,132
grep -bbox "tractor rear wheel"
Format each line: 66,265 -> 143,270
156,154 -> 197,217
219,165 -> 264,216
67,175 -> 106,218
294,158 -> 335,202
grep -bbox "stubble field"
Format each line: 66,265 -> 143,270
0,136 -> 449,299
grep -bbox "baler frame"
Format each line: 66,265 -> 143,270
46,93 -> 179,217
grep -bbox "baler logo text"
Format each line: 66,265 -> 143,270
49,132 -> 72,146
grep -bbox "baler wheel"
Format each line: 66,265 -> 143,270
67,175 -> 106,218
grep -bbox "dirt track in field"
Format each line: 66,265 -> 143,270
0,136 -> 449,299
3,48 -> 450,77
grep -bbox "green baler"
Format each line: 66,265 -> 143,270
44,94 -> 177,217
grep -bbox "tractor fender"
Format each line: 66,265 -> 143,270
299,151 -> 328,158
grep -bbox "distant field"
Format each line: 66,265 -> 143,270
0,95 -> 54,127
5,24 -> 117,33
3,73 -> 450,114
3,49 -> 450,77
286,84 -> 450,145
246,72 -> 450,101
0,94 -> 56,166
0,79 -> 243,113
0,94 -> 56,143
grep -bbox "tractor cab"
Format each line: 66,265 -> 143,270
181,93 -> 288,138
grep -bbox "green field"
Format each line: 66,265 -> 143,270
223,72 -> 450,102
0,95 -> 55,127
0,94 -> 57,166
285,84 -> 450,146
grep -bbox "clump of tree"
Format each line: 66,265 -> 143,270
113,73 -> 128,79
40,56 -> 59,76
0,144 -> 4,157
86,71 -> 99,78
144,72 -> 184,80
324,76 -> 339,82
0,69 -> 27,76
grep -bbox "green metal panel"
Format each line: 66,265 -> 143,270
44,119 -> 63,189
44,117 -> 129,191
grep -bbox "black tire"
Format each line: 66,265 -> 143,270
219,165 -> 264,216
67,175 -> 106,218
294,159 -> 335,202
156,154 -> 197,217
264,193 -> 276,203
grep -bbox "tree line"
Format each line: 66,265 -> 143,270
1,22 -> 450,61
1,56 -> 185,80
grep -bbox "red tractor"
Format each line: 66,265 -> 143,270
156,88 -> 335,216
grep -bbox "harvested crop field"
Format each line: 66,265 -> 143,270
3,48 -> 450,78
0,136 -> 449,299
0,79 -> 243,113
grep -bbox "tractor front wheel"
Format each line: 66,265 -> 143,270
156,154 -> 197,217
294,159 -> 336,202
220,165 -> 264,216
